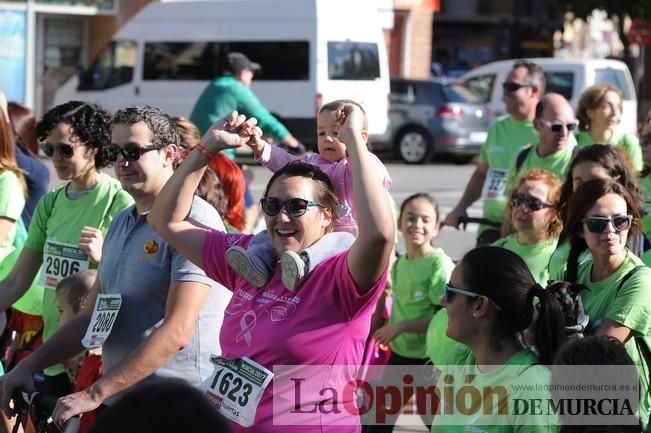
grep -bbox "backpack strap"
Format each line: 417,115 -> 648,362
514,145 -> 532,174
611,264 -> 651,428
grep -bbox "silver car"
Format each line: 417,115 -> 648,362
377,78 -> 489,164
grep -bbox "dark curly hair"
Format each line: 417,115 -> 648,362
36,101 -> 112,169
112,106 -> 180,147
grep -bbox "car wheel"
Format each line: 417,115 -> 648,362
395,128 -> 434,164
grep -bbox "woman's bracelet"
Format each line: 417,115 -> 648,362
194,143 -> 217,161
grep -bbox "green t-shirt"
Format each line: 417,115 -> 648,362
389,248 -> 454,359
576,130 -> 643,172
493,234 -> 558,285
574,251 -> 651,426
505,140 -> 576,195
0,171 -> 42,315
25,173 -> 133,376
432,345 -> 557,433
425,308 -> 459,366
639,176 -> 651,241
0,170 -> 25,264
478,116 -> 538,234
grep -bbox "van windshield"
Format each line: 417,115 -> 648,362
327,41 -> 380,80
78,40 -> 137,91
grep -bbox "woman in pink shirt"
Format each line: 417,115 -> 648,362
149,106 -> 395,432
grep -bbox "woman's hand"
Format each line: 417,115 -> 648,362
78,226 -> 103,264
200,111 -> 263,155
373,323 -> 402,345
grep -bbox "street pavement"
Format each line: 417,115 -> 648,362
45,156 -> 482,432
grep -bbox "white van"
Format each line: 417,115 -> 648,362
458,58 -> 638,135
52,0 -> 390,148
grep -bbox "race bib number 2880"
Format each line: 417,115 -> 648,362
199,355 -> 273,427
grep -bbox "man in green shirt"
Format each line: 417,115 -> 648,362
445,60 -> 543,245
190,52 -> 303,159
500,93 -> 577,235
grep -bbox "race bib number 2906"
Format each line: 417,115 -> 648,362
199,355 -> 273,427
40,241 -> 90,289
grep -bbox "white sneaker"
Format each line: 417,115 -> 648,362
280,250 -> 306,291
226,246 -> 268,288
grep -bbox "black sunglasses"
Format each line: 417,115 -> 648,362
444,283 -> 502,311
502,82 -> 534,93
40,142 -> 77,159
582,215 -> 633,234
510,193 -> 554,212
539,120 -> 578,133
260,197 -> 322,217
104,144 -> 165,162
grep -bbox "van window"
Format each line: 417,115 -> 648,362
594,68 -> 633,100
143,41 -> 309,81
544,72 -> 573,101
78,40 -> 137,91
328,42 -> 380,80
461,74 -> 495,104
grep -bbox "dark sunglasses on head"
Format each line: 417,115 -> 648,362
502,82 -> 534,93
260,197 -> 322,217
510,192 -> 554,212
582,215 -> 633,233
539,120 -> 578,133
104,144 -> 165,162
444,283 -> 503,311
40,142 -> 76,159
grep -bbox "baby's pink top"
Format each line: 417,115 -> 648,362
257,145 -> 392,236
202,230 -> 387,432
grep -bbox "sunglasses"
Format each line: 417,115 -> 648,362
104,144 -> 165,162
502,82 -> 534,93
510,193 -> 554,212
260,197 -> 323,217
582,215 -> 633,233
539,120 -> 578,133
40,142 -> 78,159
444,283 -> 502,311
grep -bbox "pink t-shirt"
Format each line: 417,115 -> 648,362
202,230 -> 387,432
257,145 -> 392,236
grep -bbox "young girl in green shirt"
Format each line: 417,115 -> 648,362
371,193 -> 455,432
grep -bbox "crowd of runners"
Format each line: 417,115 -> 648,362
0,56 -> 647,433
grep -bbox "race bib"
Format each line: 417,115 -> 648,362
81,294 -> 122,348
40,241 -> 90,289
481,168 -> 508,200
199,355 -> 273,427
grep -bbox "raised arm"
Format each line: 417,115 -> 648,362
148,112 -> 260,268
342,106 -> 395,293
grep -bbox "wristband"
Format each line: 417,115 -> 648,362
194,143 -> 217,161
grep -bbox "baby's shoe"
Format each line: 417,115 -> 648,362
226,246 -> 269,288
280,250 -> 307,291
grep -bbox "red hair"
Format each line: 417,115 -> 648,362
209,153 -> 246,232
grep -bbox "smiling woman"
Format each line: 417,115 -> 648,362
148,107 -> 395,432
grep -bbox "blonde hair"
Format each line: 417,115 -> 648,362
577,84 -> 623,131
508,168 -> 563,239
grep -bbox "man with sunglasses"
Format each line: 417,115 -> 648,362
0,106 -> 231,423
445,60 -> 544,245
500,93 -> 578,235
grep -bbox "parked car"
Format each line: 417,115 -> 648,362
458,58 -> 637,134
375,78 -> 489,164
